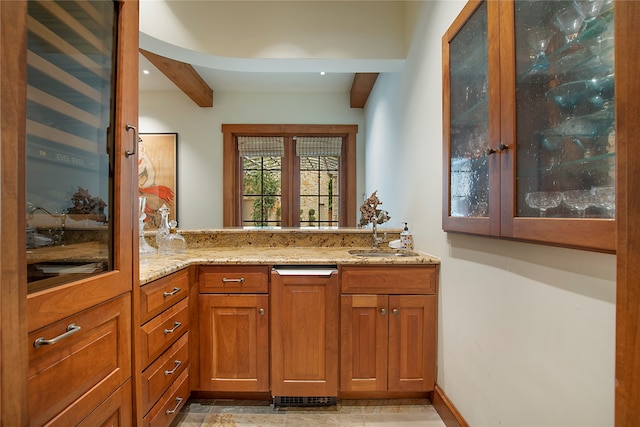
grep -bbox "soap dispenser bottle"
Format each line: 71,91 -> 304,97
401,222 -> 413,250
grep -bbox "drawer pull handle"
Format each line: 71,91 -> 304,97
222,277 -> 245,283
392,308 -> 399,316
163,287 -> 181,297
165,360 -> 182,376
34,323 -> 81,348
165,397 -> 183,415
164,321 -> 182,334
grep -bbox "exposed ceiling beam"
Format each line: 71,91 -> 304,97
350,73 -> 379,108
140,48 -> 213,107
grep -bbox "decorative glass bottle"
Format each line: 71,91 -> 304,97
139,196 -> 156,254
156,203 -> 171,250
158,220 -> 186,255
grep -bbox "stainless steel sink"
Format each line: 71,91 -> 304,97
348,249 -> 419,258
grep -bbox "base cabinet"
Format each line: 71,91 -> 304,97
28,294 -> 132,427
199,294 -> 269,391
340,266 -> 437,394
77,380 -> 133,427
270,268 -> 339,397
138,269 -> 190,427
197,265 -> 270,392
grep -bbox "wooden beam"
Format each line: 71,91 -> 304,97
140,48 -> 213,107
350,73 -> 379,108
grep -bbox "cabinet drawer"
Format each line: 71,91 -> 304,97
28,294 -> 131,427
141,298 -> 189,367
341,265 -> 437,294
77,380 -> 133,427
140,269 -> 189,324
143,369 -> 189,427
142,332 -> 189,415
199,265 -> 269,293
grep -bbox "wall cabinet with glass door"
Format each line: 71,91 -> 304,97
443,0 -> 616,252
0,0 -> 138,424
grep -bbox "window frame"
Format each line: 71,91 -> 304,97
222,124 -> 357,228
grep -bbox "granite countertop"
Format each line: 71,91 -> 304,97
139,246 -> 441,285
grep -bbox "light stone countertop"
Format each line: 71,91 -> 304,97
139,246 -> 441,285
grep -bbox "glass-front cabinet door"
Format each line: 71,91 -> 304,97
443,0 -> 616,252
25,0 -> 136,330
26,1 -> 116,293
443,0 -> 501,236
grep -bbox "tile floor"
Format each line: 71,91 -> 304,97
170,398 -> 446,427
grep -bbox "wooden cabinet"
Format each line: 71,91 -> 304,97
271,267 -> 339,397
442,0 -> 617,252
139,269 -> 190,427
28,294 -> 132,427
0,0 -> 138,424
198,265 -> 270,392
340,266 -> 437,394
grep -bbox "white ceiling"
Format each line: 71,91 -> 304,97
139,53 -> 357,93
137,1 -> 410,95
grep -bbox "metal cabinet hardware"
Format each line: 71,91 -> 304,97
165,397 -> 183,415
164,321 -> 181,334
125,123 -> 140,158
163,287 -> 181,297
164,360 -> 182,376
33,323 -> 81,348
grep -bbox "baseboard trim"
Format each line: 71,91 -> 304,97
432,384 -> 469,427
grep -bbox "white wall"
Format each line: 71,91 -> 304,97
139,91 -> 366,228
365,2 -> 616,427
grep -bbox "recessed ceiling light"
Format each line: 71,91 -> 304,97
320,71 -> 326,76
143,69 -> 150,75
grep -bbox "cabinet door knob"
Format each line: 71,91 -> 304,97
485,147 -> 497,155
259,308 -> 265,315
380,308 -> 387,315
392,308 -> 399,316
497,143 -> 509,152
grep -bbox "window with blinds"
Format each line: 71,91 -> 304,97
239,137 -> 284,227
238,135 -> 341,228
297,137 -> 341,228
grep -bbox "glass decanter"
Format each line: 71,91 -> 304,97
158,220 -> 186,255
139,196 -> 156,255
156,203 -> 171,250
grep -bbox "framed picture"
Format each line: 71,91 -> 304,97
139,133 -> 178,229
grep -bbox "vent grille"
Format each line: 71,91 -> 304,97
273,396 -> 337,407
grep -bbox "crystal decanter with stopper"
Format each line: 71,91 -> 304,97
158,220 -> 186,255
138,196 -> 156,254
156,203 -> 171,250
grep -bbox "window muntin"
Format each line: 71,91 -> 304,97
242,156 -> 282,227
299,155 -> 339,228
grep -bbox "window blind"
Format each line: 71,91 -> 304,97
295,137 -> 342,157
237,136 -> 284,157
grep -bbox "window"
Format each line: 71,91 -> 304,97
223,124 -> 357,228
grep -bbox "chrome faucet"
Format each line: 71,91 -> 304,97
371,214 -> 388,249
